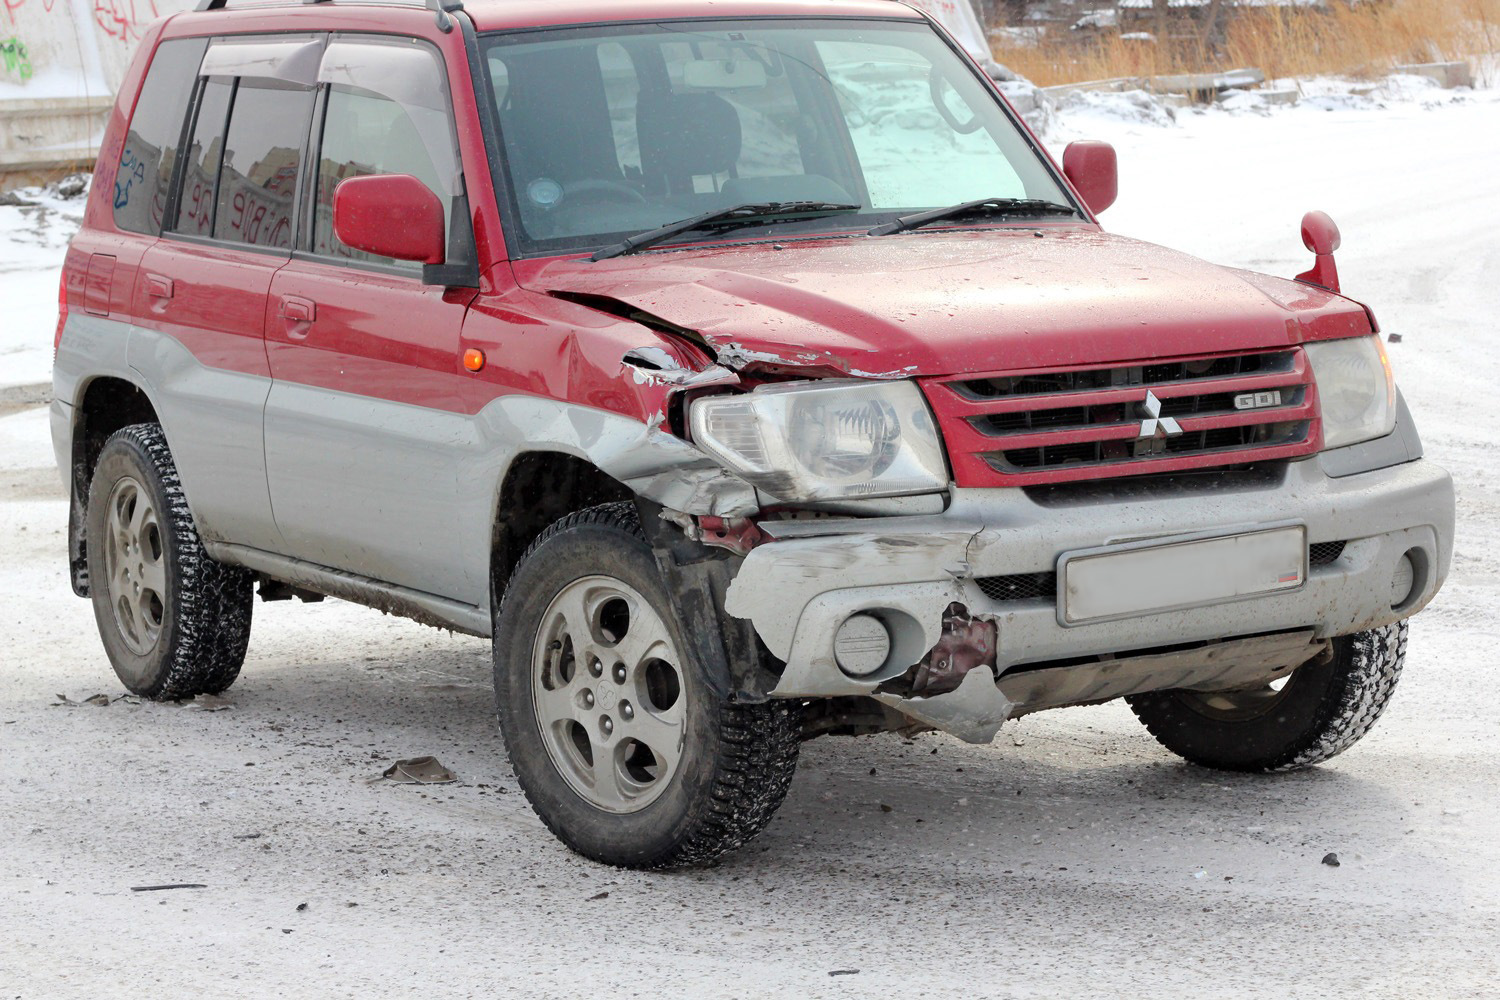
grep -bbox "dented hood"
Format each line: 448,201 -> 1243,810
513,227 -> 1373,377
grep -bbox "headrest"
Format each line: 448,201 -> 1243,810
637,91 -> 742,189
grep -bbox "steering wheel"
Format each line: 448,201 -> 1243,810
564,179 -> 647,205
929,66 -> 984,135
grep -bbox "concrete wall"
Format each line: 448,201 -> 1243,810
0,0 -> 192,187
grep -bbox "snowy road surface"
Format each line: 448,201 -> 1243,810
3,83 -> 1498,998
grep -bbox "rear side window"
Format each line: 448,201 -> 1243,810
169,37 -> 318,249
214,80 -> 313,249
113,38 -> 208,235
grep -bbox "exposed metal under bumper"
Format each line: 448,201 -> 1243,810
998,629 -> 1326,717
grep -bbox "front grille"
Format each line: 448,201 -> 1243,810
976,572 -> 1056,602
1309,540 -> 1347,566
923,348 -> 1322,487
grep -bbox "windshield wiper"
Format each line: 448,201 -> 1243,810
868,197 -> 1079,236
591,201 -> 860,261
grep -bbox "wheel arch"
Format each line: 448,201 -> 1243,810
67,375 -> 162,597
490,449 -> 633,611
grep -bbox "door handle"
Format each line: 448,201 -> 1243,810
145,273 -> 173,313
279,295 -> 317,339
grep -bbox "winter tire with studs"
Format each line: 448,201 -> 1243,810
85,423 -> 254,700
1127,622 -> 1408,772
494,502 -> 801,868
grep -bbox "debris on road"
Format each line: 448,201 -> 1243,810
829,969 -> 860,977
53,693 -> 111,707
182,694 -> 232,712
1322,853 -> 1341,867
588,891 -> 610,901
130,883 -> 207,892
375,756 -> 457,785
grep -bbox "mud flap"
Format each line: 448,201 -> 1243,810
635,499 -> 781,703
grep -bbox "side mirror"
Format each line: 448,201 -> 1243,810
1295,210 -> 1341,293
333,174 -> 445,265
1062,140 -> 1117,215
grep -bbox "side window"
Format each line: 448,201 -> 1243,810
214,79 -> 313,249
174,78 -> 233,238
312,37 -> 461,269
113,37 -> 208,235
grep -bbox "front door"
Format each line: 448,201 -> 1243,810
262,33 -> 479,601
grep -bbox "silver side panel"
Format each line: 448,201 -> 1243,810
124,325 -> 282,551
264,383 -> 756,609
53,315 -> 280,551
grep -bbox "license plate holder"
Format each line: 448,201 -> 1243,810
1059,524 -> 1307,626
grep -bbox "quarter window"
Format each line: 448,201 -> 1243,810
113,37 -> 207,235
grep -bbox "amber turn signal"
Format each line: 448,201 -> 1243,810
463,348 -> 485,372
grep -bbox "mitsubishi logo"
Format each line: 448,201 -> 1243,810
1134,390 -> 1183,455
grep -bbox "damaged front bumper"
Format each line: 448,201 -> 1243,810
723,456 -> 1454,743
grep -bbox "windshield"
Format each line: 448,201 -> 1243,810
482,19 -> 1075,257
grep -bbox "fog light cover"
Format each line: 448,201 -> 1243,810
1390,552 -> 1417,608
833,613 -> 891,677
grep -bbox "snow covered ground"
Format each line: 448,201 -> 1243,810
3,79 -> 1499,998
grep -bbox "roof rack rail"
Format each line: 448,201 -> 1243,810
194,0 -> 463,33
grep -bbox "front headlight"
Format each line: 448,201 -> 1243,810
1306,335 -> 1396,450
689,380 -> 948,502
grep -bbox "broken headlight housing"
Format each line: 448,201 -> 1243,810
689,380 -> 948,502
1305,335 -> 1396,450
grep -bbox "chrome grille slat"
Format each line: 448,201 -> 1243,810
956,350 -> 1297,401
928,347 -> 1321,486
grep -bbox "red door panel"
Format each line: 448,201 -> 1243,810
263,258 -> 476,598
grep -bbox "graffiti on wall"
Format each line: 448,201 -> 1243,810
3,0 -> 58,29
93,0 -> 159,43
2,0 -> 160,43
0,35 -> 29,80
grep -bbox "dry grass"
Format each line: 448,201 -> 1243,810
993,0 -> 1500,87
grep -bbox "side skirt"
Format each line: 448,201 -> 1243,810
205,541 -> 491,638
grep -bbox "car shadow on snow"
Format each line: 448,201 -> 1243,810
226,627 -> 1410,885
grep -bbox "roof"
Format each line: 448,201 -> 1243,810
458,0 -> 926,32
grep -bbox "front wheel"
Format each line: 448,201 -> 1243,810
1127,622 -> 1407,772
493,503 -> 800,868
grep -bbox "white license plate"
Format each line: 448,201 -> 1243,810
1060,525 -> 1307,625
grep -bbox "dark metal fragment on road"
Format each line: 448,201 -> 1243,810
1321,852 -> 1341,867
376,756 -> 457,784
131,884 -> 207,892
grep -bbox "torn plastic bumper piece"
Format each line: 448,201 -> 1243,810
873,666 -> 1013,745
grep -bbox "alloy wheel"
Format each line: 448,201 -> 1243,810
531,575 -> 687,813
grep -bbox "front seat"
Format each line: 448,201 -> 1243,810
635,91 -> 742,197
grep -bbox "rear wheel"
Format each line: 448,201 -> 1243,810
494,503 -> 800,868
85,423 -> 253,700
1127,622 -> 1407,772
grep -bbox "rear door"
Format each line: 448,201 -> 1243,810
262,33 -> 479,599
131,36 -> 321,552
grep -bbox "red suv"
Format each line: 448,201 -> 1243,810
55,0 -> 1453,867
